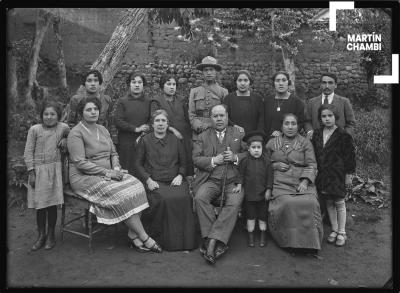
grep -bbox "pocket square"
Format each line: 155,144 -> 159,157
234,138 -> 239,142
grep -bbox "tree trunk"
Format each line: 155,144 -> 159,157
53,13 -> 68,90
280,47 -> 296,91
24,9 -> 53,109
91,8 -> 149,90
7,45 -> 18,112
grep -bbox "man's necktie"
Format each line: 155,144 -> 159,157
323,95 -> 329,104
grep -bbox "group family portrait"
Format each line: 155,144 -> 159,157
5,4 -> 397,289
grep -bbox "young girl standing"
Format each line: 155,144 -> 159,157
235,131 -> 273,247
24,100 -> 70,251
311,104 -> 356,246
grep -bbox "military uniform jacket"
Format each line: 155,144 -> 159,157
188,82 -> 228,137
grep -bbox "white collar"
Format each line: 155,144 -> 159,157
215,128 -> 226,135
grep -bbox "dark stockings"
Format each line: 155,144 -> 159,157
31,208 -> 47,251
31,206 -> 58,251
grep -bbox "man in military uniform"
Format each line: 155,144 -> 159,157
188,56 -> 229,140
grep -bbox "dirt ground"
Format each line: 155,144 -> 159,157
6,198 -> 392,288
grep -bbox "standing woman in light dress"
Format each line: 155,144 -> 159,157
24,100 -> 70,251
67,97 -> 162,253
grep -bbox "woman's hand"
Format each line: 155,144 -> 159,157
297,179 -> 309,193
109,170 -> 124,181
265,189 -> 272,201
28,170 -> 36,188
169,127 -> 183,140
170,174 -> 183,186
271,130 -> 282,137
232,183 -> 242,193
136,124 -> 150,133
233,124 -> 244,133
146,177 -> 159,191
272,162 -> 290,172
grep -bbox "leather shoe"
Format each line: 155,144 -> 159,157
143,236 -> 163,253
31,233 -> 46,251
248,232 -> 255,247
44,234 -> 56,250
259,231 -> 267,247
215,242 -> 228,259
128,237 -> 150,253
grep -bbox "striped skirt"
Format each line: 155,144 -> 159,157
79,174 -> 149,225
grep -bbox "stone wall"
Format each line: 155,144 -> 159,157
9,8 -> 371,100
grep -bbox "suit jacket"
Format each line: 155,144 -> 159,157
304,93 -> 356,135
192,126 -> 246,194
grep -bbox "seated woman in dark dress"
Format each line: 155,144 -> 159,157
135,109 -> 198,251
150,74 -> 194,180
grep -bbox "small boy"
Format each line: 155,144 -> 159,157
234,130 -> 273,247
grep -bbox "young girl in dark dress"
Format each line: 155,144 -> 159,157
236,131 -> 273,247
311,104 -> 356,246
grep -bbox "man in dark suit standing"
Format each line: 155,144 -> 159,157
305,72 -> 356,139
192,104 -> 246,264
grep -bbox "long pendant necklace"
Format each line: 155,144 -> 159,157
275,94 -> 289,111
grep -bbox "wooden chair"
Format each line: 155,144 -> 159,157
60,184 -> 118,253
60,156 -> 117,253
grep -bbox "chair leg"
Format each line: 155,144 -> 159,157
84,209 -> 90,233
60,204 -> 65,241
88,210 -> 93,253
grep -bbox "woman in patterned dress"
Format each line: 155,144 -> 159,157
67,97 -> 162,253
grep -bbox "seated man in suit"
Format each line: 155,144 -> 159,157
192,104 -> 246,265
305,72 -> 356,139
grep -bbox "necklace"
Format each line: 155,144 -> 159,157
275,93 -> 290,111
80,122 -> 100,140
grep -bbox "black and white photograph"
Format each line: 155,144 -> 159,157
4,2 -> 399,289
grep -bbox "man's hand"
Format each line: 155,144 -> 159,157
223,149 -> 237,162
213,153 -> 225,165
146,177 -> 159,191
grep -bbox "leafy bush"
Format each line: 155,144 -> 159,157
352,108 -> 391,177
